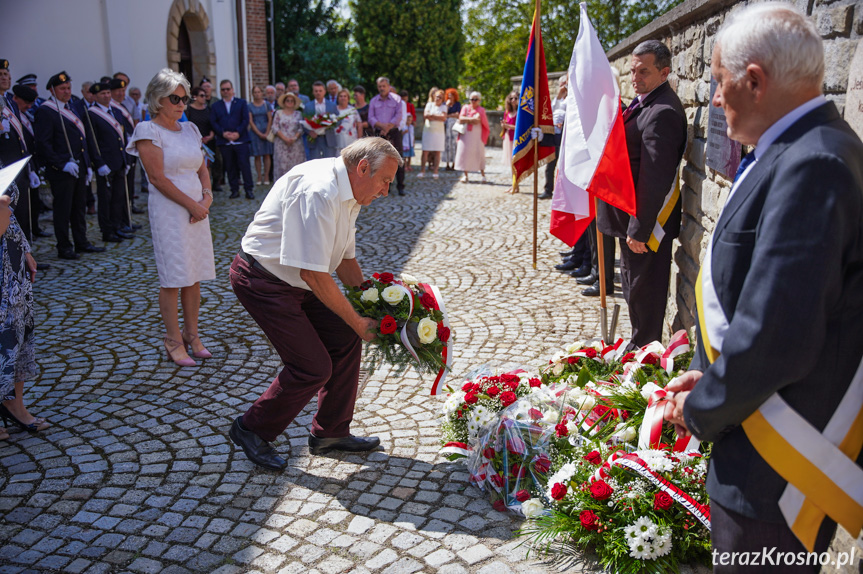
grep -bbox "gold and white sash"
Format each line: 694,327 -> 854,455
1,105 -> 27,152
646,170 -> 680,252
44,99 -> 87,138
695,231 -> 863,551
89,106 -> 124,140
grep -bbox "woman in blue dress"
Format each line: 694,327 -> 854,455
248,85 -> 274,185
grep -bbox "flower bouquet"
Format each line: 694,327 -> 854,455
304,112 -> 352,140
345,272 -> 452,392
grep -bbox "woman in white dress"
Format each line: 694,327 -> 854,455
334,89 -> 361,154
454,91 -> 490,183
419,89 -> 447,179
127,69 -> 216,367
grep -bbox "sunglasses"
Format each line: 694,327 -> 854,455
470,98 -> 480,101
167,94 -> 190,105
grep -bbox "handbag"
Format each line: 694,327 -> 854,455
266,129 -> 277,143
452,122 -> 466,135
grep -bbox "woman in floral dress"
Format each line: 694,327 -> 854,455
272,92 -> 306,179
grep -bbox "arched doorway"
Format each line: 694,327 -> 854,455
166,0 -> 215,86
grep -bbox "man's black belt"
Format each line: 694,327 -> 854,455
238,249 -> 281,282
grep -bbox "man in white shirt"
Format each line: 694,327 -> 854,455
228,138 -> 402,470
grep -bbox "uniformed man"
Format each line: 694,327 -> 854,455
33,71 -> 105,259
0,59 -> 36,242
10,84 -> 49,242
14,74 -> 45,112
109,78 -> 142,223
87,82 -> 132,244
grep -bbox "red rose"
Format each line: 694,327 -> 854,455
462,382 -> 474,392
379,272 -> 394,284
500,373 -> 520,389
583,450 -> 602,465
379,315 -> 397,335
499,391 -> 517,407
583,348 -> 598,358
555,423 -> 569,438
621,352 -> 636,363
485,376 -> 500,385
642,352 -> 659,365
482,447 -> 496,460
589,480 -> 613,501
567,356 -> 579,364
360,279 -> 374,290
464,392 -> 478,405
654,491 -> 674,511
551,483 -> 567,501
534,454 -> 551,474
579,510 -> 599,530
420,292 -> 436,309
528,378 -> 542,388
511,464 -> 527,478
515,489 -> 531,502
437,324 -> 451,343
490,473 -> 505,488
372,273 -> 380,279
486,386 -> 500,397
492,499 -> 507,512
528,408 -> 544,420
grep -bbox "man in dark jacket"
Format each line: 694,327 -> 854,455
210,79 -> 255,199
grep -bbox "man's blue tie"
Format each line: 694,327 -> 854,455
733,152 -> 754,183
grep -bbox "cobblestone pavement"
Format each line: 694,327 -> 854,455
0,150 -> 630,574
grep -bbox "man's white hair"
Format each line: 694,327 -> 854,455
341,137 -> 403,174
716,3 -> 823,92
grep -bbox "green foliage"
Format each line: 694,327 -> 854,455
272,0 -> 358,90
350,0 -> 464,100
461,0 -> 686,108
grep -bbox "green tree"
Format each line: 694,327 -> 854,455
350,0 -> 464,100
272,0 -> 358,90
462,0 -> 684,108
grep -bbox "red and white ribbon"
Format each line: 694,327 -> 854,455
638,388 -> 700,452
660,330 -> 691,372
419,283 -> 452,396
440,441 -> 471,460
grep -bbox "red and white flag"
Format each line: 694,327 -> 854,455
550,2 -> 636,246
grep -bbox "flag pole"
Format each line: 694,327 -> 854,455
532,0 -> 541,270
594,196 -> 609,342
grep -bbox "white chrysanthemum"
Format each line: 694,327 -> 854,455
442,392 -> 465,416
628,540 -> 653,560
653,532 -> 672,557
400,273 -> 418,285
624,524 -> 640,541
633,516 -> 657,538
381,285 -> 405,304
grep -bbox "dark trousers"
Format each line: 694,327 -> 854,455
711,501 -> 836,573
619,235 -> 673,346
12,173 -> 31,243
229,254 -> 363,442
220,143 -> 254,195
46,169 -> 89,253
211,146 -> 224,189
96,170 -> 127,235
543,134 -> 562,194
569,233 -> 591,268
589,221 -> 616,290
307,137 -> 336,160
378,128 -> 405,192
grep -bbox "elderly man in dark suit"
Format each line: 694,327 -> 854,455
596,40 -> 687,345
664,4 -> 863,570
210,79 -> 255,199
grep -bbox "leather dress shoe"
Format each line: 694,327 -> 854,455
34,228 -> 52,238
102,233 -> 124,243
131,223 -> 143,231
58,250 -> 80,260
76,244 -> 106,253
308,434 -> 381,455
555,257 -> 580,271
230,191 -> 240,199
116,230 -> 135,239
570,263 -> 592,278
131,206 -> 145,214
577,273 -> 597,285
229,416 -> 287,470
245,192 -> 255,200
582,281 -> 615,297
538,191 -> 553,200
559,248 -> 575,257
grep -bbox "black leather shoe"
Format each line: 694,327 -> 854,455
230,192 -> 240,199
538,191 -> 553,200
582,282 -> 615,297
131,224 -> 143,231
577,273 -> 597,285
102,234 -> 124,243
58,250 -> 80,260
245,192 -> 255,200
131,206 -> 145,214
34,228 -> 52,238
308,434 -> 381,455
229,417 -> 287,470
398,190 -> 405,196
76,244 -> 106,253
570,263 -> 592,278
116,230 -> 135,239
555,257 -> 580,271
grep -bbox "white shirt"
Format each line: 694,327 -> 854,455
315,100 -> 326,115
551,97 -> 567,134
241,157 -> 361,290
223,97 -> 233,115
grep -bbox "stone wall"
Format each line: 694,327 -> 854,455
605,0 -> 863,341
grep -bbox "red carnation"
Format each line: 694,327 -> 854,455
654,491 -> 674,511
642,352 -> 659,365
420,292 -> 436,309
464,392 -> 478,405
528,378 -> 542,388
379,315 -> 397,335
486,386 -> 500,397
583,450 -> 602,465
490,473 -> 505,488
500,373 -> 520,388
567,356 -> 579,364
499,391 -> 517,407
379,272 -> 394,284
511,464 -> 527,478
590,480 -> 613,501
528,408 -> 544,420
534,454 -> 551,474
583,348 -> 598,359
515,489 -> 531,502
482,447 -> 496,460
437,324 -> 450,343
492,499 -> 507,512
621,352 -> 636,363
555,423 -> 569,438
551,483 -> 567,501
579,510 -> 599,530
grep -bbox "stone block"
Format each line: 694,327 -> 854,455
816,4 -> 853,38
824,39 -> 859,92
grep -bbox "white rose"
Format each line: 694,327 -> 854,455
521,498 -> 545,518
360,288 -> 379,303
417,317 -> 437,344
640,382 -> 662,400
565,421 -> 579,435
578,395 -> 596,412
552,363 -> 565,376
544,410 -> 560,424
381,285 -> 405,305
565,342 -> 581,354
400,273 -> 419,285
614,426 -> 637,443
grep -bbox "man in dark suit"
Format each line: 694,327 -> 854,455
596,40 -> 687,345
88,82 -> 132,243
664,5 -> 863,569
10,84 -> 45,242
210,79 -> 255,199
0,60 -> 35,242
304,81 -> 339,160
34,72 -> 104,260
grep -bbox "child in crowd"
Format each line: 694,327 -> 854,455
402,114 -> 415,171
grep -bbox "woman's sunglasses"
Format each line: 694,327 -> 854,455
167,94 -> 190,105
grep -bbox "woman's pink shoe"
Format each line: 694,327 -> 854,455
165,337 -> 196,367
182,330 -> 213,359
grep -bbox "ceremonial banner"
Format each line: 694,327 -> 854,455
511,9 -> 555,186
549,2 -> 636,246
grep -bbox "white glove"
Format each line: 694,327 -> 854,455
530,127 -> 544,142
86,167 -> 93,185
62,161 -> 79,178
97,165 -> 111,177
0,118 -> 9,134
125,165 -> 131,175
28,171 -> 40,189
